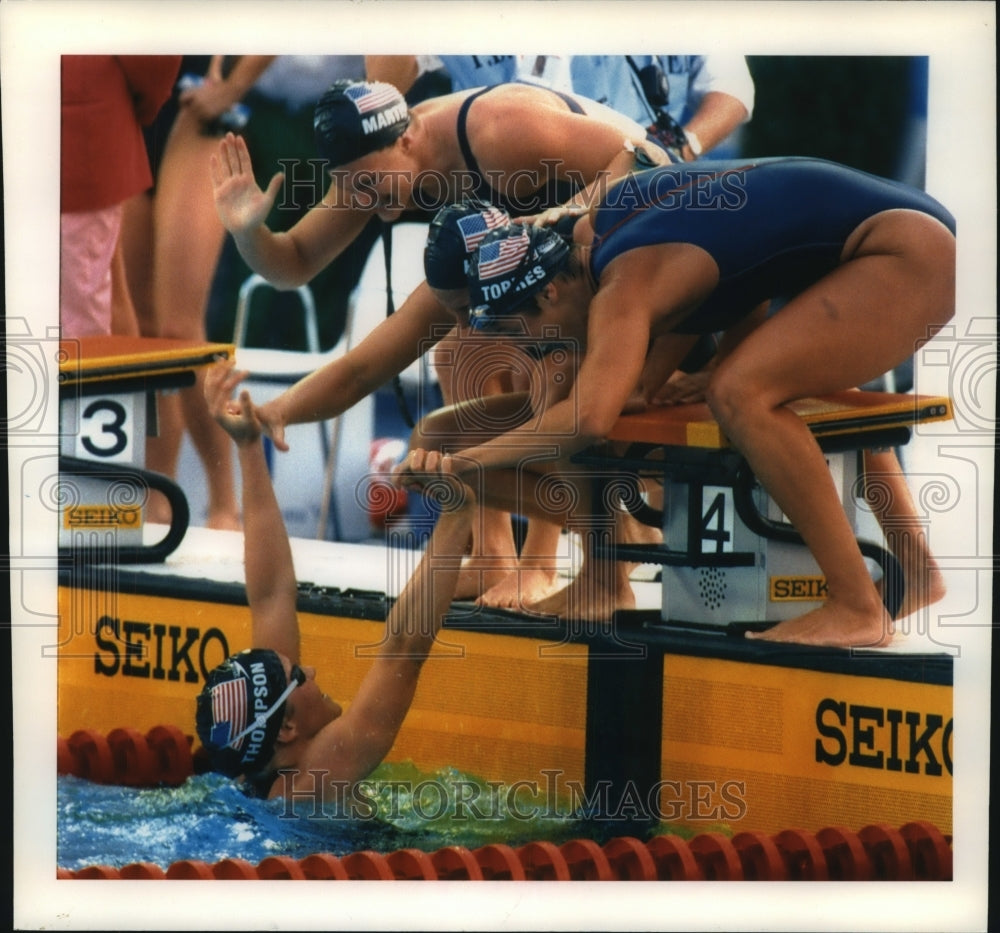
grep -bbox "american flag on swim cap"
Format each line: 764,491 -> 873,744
456,207 -> 507,253
345,82 -> 403,115
477,229 -> 531,279
208,675 -> 248,750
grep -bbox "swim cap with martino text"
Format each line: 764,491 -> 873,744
314,79 -> 410,167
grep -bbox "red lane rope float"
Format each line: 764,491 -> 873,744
387,848 -> 439,880
74,865 -> 122,880
212,858 -> 259,880
472,843 -> 527,881
59,822 -> 954,881
431,845 -> 485,880
145,725 -> 193,786
299,853 -> 349,880
559,838 -> 615,881
646,833 -> 703,881
858,823 -> 914,881
257,856 -> 308,880
815,826 -> 873,881
120,862 -> 167,880
56,737 -> 76,776
601,836 -> 658,881
687,831 -> 744,881
899,821 -> 952,881
59,727 -> 193,787
773,828 -> 830,881
341,850 -> 395,880
165,860 -> 216,880
66,730 -> 115,784
516,841 -> 571,881
107,728 -> 158,787
731,830 -> 788,881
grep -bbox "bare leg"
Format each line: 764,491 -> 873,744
110,236 -> 140,337
119,191 -> 177,522
707,209 -> 954,648
475,516 -> 565,610
452,505 -> 521,599
528,505 -> 662,621
432,329 -> 520,596
150,110 -> 240,530
863,448 -> 946,618
415,357 -> 569,604
462,462 -> 655,621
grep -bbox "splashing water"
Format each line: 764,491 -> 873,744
58,761 -> 664,871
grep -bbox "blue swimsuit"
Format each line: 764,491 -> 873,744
589,157 -> 956,334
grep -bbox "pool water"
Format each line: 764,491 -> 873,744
58,761 -> 685,871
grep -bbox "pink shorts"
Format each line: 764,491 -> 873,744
60,204 -> 123,338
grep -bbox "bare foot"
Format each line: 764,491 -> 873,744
528,560 -> 636,622
453,555 -> 519,601
894,560 -> 947,620
475,566 -> 562,611
207,508 -> 242,532
746,600 -> 893,648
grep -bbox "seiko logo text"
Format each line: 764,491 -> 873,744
770,575 -> 829,601
93,615 -> 230,683
814,698 -> 953,776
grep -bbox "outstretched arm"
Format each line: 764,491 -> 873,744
204,361 -> 299,661
297,456 -> 474,783
253,281 -> 456,450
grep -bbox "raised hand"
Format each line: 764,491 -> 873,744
210,132 -> 285,236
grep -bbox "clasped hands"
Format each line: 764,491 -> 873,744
391,449 -> 478,513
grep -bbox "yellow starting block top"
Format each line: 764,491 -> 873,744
59,336 -> 235,388
606,390 -> 953,449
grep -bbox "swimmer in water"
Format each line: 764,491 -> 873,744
196,360 -> 475,808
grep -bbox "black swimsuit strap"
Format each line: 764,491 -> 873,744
456,87 -> 492,184
455,84 -> 587,209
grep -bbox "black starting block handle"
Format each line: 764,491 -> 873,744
593,542 -> 757,568
732,463 -> 904,619
58,456 -> 190,565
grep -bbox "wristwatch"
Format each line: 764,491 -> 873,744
684,130 -> 703,159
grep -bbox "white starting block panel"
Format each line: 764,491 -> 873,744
593,391 -> 954,629
659,450 -> 863,625
58,336 -> 234,559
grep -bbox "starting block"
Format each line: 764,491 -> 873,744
575,391 -> 953,630
58,336 -> 234,562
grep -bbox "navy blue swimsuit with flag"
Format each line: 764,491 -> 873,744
589,157 -> 956,334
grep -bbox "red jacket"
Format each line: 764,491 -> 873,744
61,55 -> 181,212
